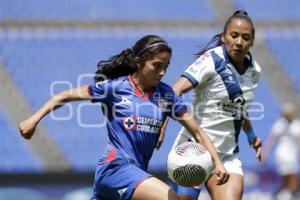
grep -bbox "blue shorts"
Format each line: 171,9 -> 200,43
171,182 -> 201,199
91,158 -> 151,200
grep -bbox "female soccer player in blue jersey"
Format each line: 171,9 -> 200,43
19,35 -> 228,200
164,11 -> 263,200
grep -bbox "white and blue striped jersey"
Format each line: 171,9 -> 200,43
176,45 -> 261,155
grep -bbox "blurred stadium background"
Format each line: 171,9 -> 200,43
0,0 -> 300,199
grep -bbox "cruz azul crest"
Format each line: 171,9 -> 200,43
157,99 -> 169,111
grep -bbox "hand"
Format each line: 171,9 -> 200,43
19,119 -> 37,140
251,137 -> 262,161
215,163 -> 230,185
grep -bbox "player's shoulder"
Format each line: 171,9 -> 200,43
190,48 -> 217,70
252,58 -> 261,74
199,47 -> 219,61
111,76 -> 129,86
212,45 -> 223,55
292,119 -> 300,127
157,81 -> 174,93
100,76 -> 130,93
94,76 -> 126,86
204,46 -> 225,66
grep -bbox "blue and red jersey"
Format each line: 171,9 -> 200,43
88,76 -> 187,170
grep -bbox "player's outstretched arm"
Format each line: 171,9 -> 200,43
178,112 -> 229,185
19,86 -> 92,140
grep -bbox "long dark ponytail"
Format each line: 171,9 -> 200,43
94,35 -> 172,82
196,10 -> 255,56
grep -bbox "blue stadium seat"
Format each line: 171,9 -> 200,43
63,187 -> 92,200
0,187 -> 46,200
0,107 -> 42,172
265,30 -> 300,91
234,0 -> 300,22
0,0 -> 215,22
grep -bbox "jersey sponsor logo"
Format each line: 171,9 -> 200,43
224,75 -> 235,84
116,96 -> 132,105
137,117 -> 163,127
136,117 -> 163,134
123,116 -> 163,134
123,117 -> 136,130
219,67 -> 235,84
217,100 -> 244,119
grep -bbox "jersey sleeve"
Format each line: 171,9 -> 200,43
181,52 -> 215,87
88,80 -> 113,103
252,60 -> 261,85
168,91 -> 188,120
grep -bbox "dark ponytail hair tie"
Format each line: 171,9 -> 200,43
233,10 -> 248,16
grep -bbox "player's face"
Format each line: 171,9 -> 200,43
141,51 -> 171,87
222,18 -> 254,63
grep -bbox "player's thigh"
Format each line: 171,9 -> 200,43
132,177 -> 180,200
206,173 -> 243,200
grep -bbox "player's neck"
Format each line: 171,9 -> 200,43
232,58 -> 247,74
131,74 -> 151,93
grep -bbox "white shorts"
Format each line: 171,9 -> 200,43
172,133 -> 243,176
218,153 -> 243,176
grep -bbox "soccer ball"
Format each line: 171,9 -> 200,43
167,142 -> 213,187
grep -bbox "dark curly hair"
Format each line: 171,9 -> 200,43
94,35 -> 172,82
197,10 -> 255,56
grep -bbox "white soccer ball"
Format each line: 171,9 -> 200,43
167,141 -> 214,187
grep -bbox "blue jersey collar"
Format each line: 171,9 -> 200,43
221,44 -> 253,75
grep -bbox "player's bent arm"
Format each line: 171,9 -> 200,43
172,77 -> 194,95
19,86 -> 92,139
177,112 -> 223,167
178,112 -> 229,184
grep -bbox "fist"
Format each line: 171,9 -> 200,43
19,119 -> 37,140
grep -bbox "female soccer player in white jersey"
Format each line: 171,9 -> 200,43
168,10 -> 263,200
264,103 -> 300,199
19,35 -> 228,200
